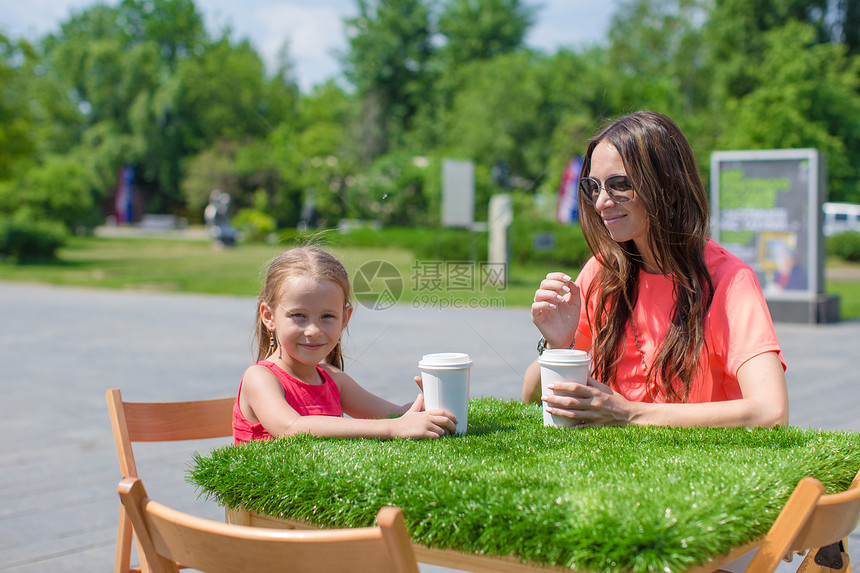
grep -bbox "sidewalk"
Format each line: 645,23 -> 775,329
0,281 -> 857,571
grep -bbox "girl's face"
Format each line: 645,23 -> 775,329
588,141 -> 651,257
261,276 -> 352,370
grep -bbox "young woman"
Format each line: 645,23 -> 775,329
523,111 -> 788,428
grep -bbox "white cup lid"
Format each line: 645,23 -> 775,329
538,348 -> 590,365
419,352 -> 473,368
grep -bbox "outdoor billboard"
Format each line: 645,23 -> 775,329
710,149 -> 830,321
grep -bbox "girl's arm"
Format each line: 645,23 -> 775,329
541,351 -> 788,428
327,366 -> 410,418
240,365 -> 457,439
523,359 -> 541,403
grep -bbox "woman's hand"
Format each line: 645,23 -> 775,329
531,272 -> 581,349
542,375 -> 633,427
391,394 -> 458,438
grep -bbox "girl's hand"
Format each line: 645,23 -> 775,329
541,375 -> 632,427
531,272 -> 581,349
392,394 -> 458,438
396,377 -> 424,414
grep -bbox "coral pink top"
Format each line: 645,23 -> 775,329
233,361 -> 342,444
573,240 -> 785,403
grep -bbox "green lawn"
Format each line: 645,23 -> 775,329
1,235 -> 858,320
0,235 -> 546,308
0,236 -> 282,296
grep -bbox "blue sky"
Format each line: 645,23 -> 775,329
1,0 -> 618,92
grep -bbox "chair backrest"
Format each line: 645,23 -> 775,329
107,388 -> 235,477
118,477 -> 420,573
746,469 -> 860,573
106,388 -> 235,573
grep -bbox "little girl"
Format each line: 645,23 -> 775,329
233,245 -> 457,443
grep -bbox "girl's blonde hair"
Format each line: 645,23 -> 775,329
255,246 -> 353,368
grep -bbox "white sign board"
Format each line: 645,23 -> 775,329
442,159 -> 475,228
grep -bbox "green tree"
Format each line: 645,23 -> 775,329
181,141 -> 243,216
295,82 -> 358,224
440,51 -> 606,194
35,0 -> 207,214
344,0 -> 433,160
442,54 -> 542,178
0,153 -> 97,230
833,0 -> 860,56
436,0 -> 535,64
181,80 -> 350,228
344,151 -> 430,225
170,37 -> 274,149
118,0 -> 207,68
705,0 -> 830,101
408,0 -> 537,151
718,21 -> 860,203
31,0 -> 300,217
606,0 -> 709,118
534,48 -> 611,196
0,35 -> 35,181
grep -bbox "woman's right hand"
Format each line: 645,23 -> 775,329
391,394 -> 458,439
531,272 -> 581,349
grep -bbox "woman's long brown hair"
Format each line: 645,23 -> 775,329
255,246 -> 352,369
577,111 -> 713,402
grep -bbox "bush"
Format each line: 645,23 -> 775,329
274,225 -> 488,262
827,231 -> 860,262
3,155 -> 100,232
0,215 -> 67,263
231,209 -> 276,243
344,153 -> 431,226
327,226 -> 390,248
410,228 -> 488,262
510,218 -> 591,268
275,226 -> 397,249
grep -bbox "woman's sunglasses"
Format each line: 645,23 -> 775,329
578,174 -> 635,205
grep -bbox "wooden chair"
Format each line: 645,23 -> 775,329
745,469 -> 860,573
106,388 -> 235,573
118,476 -> 420,573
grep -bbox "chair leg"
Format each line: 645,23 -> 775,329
135,533 -> 152,573
797,548 -> 853,573
745,477 -> 823,573
796,551 -> 822,573
822,552 -> 852,573
115,506 -> 133,573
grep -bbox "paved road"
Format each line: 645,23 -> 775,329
0,281 -> 857,572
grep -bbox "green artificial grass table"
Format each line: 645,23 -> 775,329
188,398 -> 860,573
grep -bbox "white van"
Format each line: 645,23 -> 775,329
822,202 -> 860,236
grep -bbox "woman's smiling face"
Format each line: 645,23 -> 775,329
588,140 -> 652,262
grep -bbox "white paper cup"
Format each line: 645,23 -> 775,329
418,352 -> 472,435
538,348 -> 590,427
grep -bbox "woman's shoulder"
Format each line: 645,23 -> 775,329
576,255 -> 601,283
705,239 -> 761,291
705,240 -> 755,276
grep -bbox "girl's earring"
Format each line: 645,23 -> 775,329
268,331 -> 277,352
